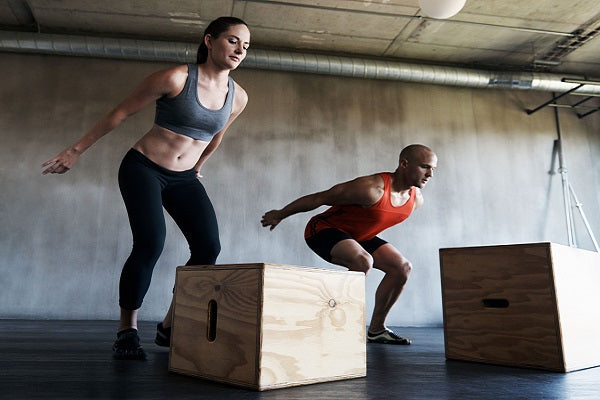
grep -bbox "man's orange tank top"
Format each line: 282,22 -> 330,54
304,172 -> 416,242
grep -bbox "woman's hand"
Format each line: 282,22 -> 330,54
41,148 -> 80,175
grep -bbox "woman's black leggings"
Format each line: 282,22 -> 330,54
117,148 -> 220,310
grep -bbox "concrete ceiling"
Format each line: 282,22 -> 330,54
2,0 -> 600,79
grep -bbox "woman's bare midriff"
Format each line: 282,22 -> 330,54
132,125 -> 209,171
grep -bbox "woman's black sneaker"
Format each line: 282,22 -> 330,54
154,322 -> 171,347
113,328 -> 148,360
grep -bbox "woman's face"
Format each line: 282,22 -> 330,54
207,24 -> 251,70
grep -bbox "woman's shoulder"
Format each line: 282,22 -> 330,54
158,64 -> 190,81
147,64 -> 189,82
143,64 -> 190,96
230,79 -> 249,113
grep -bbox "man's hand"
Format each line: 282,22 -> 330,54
261,210 -> 284,231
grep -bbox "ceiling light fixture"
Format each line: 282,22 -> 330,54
418,0 -> 467,19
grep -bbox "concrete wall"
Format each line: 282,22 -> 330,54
1,53 -> 599,326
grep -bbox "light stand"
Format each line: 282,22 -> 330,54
551,105 -> 600,252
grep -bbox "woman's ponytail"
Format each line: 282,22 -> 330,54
196,42 -> 208,64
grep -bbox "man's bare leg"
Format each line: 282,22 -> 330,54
330,241 -> 412,344
368,244 -> 411,332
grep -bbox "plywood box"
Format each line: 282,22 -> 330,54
439,242 -> 600,372
169,263 -> 366,390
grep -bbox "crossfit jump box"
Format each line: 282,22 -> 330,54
169,263 -> 366,390
439,242 -> 600,372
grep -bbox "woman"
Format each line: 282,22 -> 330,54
42,17 -> 250,360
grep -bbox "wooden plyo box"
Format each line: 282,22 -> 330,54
439,242 -> 600,372
169,263 -> 366,390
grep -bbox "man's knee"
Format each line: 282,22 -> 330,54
395,260 -> 412,283
349,251 -> 374,275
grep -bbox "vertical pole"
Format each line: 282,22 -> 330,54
553,105 -> 576,247
568,184 -> 600,252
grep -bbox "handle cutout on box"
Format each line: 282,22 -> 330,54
482,298 -> 509,308
207,299 -> 218,342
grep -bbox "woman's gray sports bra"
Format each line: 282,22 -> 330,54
154,64 -> 235,141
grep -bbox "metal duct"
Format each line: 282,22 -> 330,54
2,30 -> 600,95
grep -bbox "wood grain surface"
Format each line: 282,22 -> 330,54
170,265 -> 263,387
169,263 -> 366,390
440,243 -> 600,372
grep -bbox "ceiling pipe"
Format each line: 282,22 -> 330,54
2,30 -> 600,95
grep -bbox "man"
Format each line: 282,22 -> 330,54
261,144 -> 437,344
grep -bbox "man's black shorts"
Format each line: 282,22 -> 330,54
305,228 -> 388,262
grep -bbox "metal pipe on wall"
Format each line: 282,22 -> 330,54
2,31 -> 600,95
